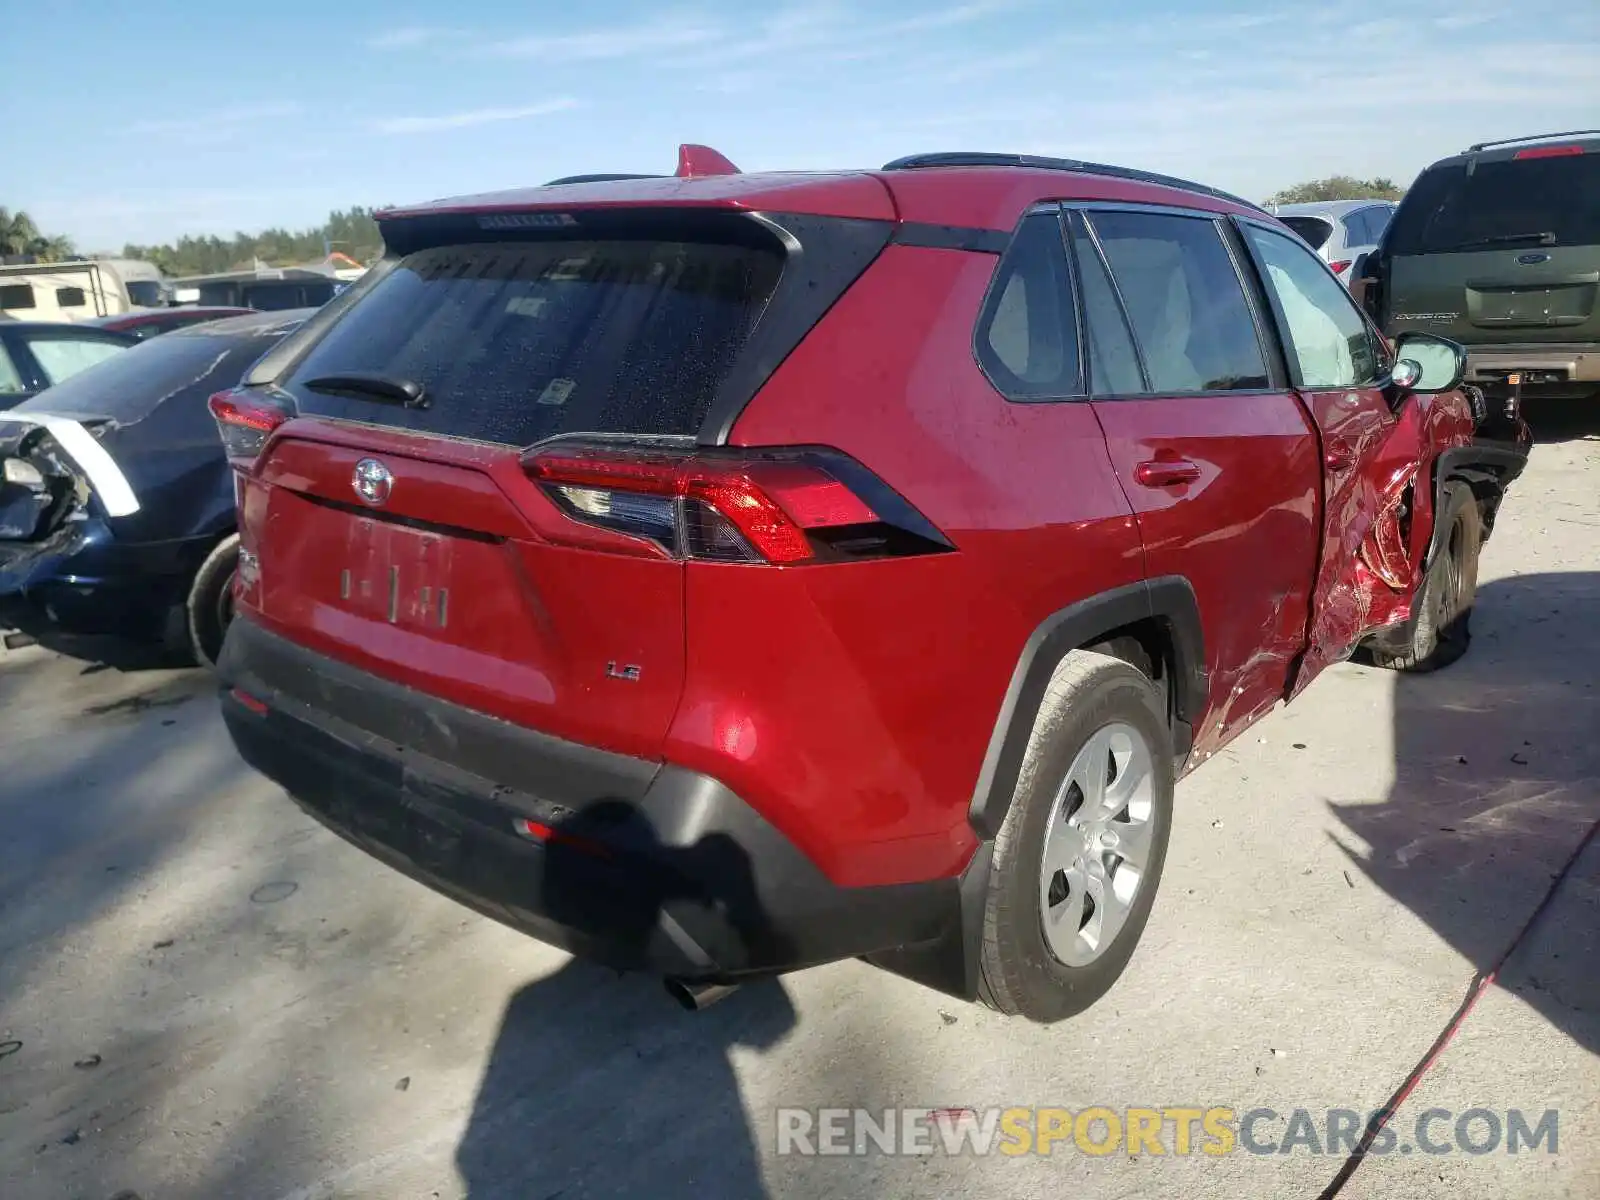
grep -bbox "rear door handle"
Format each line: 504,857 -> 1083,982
1133,458 -> 1202,488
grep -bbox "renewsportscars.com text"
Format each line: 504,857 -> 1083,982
774,1106 -> 1559,1158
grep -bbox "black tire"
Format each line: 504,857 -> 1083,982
1367,483 -> 1481,673
978,649 -> 1175,1023
185,534 -> 240,669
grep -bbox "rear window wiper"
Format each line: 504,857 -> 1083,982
302,371 -> 429,409
1436,231 -> 1557,251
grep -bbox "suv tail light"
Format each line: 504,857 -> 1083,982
1327,259 -> 1353,276
524,443 -> 952,564
208,390 -> 291,466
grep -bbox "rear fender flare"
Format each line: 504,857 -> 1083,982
967,577 -> 1207,840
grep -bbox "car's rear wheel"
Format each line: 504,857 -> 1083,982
978,649 -> 1174,1023
1366,483 -> 1481,673
184,533 -> 240,669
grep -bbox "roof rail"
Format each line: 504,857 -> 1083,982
544,173 -> 663,186
1466,129 -> 1600,153
880,152 -> 1266,213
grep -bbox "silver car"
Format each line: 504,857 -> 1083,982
1269,199 -> 1397,287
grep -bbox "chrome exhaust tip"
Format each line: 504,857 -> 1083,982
664,978 -> 740,1012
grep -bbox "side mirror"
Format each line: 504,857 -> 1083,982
1390,332 -> 1467,394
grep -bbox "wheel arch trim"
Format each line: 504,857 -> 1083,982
966,576 -> 1207,839
1426,441 -> 1527,569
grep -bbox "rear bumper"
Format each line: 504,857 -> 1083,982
217,616 -> 968,985
1463,343 -> 1600,394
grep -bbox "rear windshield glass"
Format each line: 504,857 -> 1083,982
1386,153 -> 1600,254
1281,217 -> 1333,251
10,333 -> 260,421
282,239 -> 784,445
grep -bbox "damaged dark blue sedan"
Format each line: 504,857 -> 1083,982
0,310 -> 310,664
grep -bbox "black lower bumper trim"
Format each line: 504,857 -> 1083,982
219,617 -> 963,984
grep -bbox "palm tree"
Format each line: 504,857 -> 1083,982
0,209 -> 43,258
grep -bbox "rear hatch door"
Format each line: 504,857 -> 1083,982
240,216 -> 804,757
1383,144 -> 1600,346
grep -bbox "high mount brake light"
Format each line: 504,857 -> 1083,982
523,445 -> 940,564
1512,145 -> 1585,160
208,390 -> 290,464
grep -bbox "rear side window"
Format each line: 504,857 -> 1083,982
0,284 -> 36,310
1387,154 -> 1600,254
56,286 -> 87,308
284,239 -> 784,444
1088,211 -> 1269,393
974,211 -> 1080,398
1281,217 -> 1334,251
24,335 -> 127,385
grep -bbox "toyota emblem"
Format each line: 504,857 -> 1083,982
352,458 -> 393,506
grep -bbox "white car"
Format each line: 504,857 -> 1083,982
1270,200 -> 1397,287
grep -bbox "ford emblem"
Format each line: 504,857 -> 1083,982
1516,252 -> 1551,265
352,458 -> 393,506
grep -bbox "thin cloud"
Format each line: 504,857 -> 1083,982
481,15 -> 721,61
883,1 -> 1016,35
126,103 -> 301,136
368,25 -> 466,50
371,98 -> 579,135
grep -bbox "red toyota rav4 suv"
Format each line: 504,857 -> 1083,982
213,147 -> 1526,1022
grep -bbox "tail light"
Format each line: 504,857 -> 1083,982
524,443 -> 952,564
1328,259 -> 1353,276
208,390 -> 291,466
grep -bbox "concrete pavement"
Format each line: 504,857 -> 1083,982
1,411 -> 1596,1199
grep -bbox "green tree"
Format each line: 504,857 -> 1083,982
123,207 -> 386,276
1264,176 -> 1405,205
0,208 -> 77,261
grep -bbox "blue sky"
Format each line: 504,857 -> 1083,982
5,0 -> 1597,252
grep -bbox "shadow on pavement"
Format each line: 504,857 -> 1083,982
1521,398 -> 1600,445
1331,571 -> 1600,1055
455,802 -> 800,1199
0,617 -> 180,673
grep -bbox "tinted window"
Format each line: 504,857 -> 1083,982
1089,212 -> 1269,393
1363,205 -> 1394,246
285,239 -> 784,444
1281,217 -> 1334,251
975,211 -> 1080,398
0,284 -> 36,310
56,286 -> 87,308
1244,225 -> 1380,389
1387,154 -> 1600,254
1067,215 -> 1144,395
1340,211 -> 1371,248
24,335 -> 127,385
